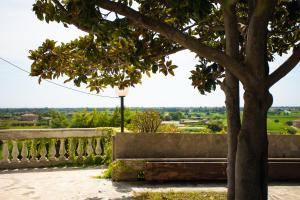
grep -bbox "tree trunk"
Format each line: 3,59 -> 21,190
222,71 -> 241,200
235,89 -> 272,200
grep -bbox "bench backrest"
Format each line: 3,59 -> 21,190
113,133 -> 300,159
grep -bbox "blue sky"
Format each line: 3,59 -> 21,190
0,0 -> 299,108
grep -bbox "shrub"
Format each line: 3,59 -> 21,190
286,121 -> 293,126
207,121 -> 224,133
287,127 -> 297,135
131,110 -> 161,133
157,124 -> 182,133
274,119 -> 279,123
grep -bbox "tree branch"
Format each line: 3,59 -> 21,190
148,46 -> 185,59
52,0 -> 66,11
245,0 -> 276,79
52,0 -> 93,32
267,47 -> 300,88
96,0 -> 253,85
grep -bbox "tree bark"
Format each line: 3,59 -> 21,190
222,3 -> 240,199
223,72 -> 240,200
235,88 -> 272,200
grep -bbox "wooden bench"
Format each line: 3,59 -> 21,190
145,158 -> 300,182
112,158 -> 300,182
112,133 -> 300,182
144,158 -> 227,181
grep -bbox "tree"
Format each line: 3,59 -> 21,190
169,111 -> 183,121
50,111 -> 69,128
70,109 -> 111,127
131,110 -> 162,132
109,107 -> 133,127
29,1 -> 300,199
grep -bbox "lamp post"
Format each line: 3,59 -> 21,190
114,87 -> 129,133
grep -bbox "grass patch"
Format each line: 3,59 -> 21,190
90,175 -> 102,179
133,191 -> 226,200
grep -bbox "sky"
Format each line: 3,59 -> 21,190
0,1 -> 299,108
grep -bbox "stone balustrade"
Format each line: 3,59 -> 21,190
0,128 -> 112,169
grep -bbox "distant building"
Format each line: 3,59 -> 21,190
190,116 -> 202,120
20,113 -> 39,121
180,119 -> 199,125
293,119 -> 300,128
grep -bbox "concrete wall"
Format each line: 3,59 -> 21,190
113,133 -> 300,159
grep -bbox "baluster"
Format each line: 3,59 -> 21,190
86,138 -> 94,157
59,138 -> 66,161
11,140 -> 20,163
95,138 -> 102,156
77,138 -> 83,160
1,140 -> 10,162
21,141 -> 29,162
39,140 -> 47,162
68,138 -> 75,161
30,140 -> 37,162
48,139 -> 57,161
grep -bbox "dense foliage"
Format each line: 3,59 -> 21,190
50,110 -> 69,128
29,1 -> 299,94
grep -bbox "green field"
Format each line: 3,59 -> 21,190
267,111 -> 300,134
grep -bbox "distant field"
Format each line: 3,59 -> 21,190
267,112 -> 300,134
185,111 -> 300,134
0,109 -> 299,134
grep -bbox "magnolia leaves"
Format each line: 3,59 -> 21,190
29,33 -> 178,92
190,61 -> 224,95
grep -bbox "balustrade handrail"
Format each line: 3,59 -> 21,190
0,128 -> 108,140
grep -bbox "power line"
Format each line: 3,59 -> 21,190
0,57 -> 119,99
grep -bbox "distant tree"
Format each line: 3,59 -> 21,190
132,110 -> 161,133
70,109 -> 114,127
109,107 -> 133,127
169,112 -> 183,121
274,119 -> 279,123
163,115 -> 172,121
70,111 -> 89,128
109,108 -> 120,127
50,111 -> 68,128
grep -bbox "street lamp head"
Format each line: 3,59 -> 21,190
114,86 -> 129,97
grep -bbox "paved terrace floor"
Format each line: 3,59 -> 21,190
0,167 -> 300,200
